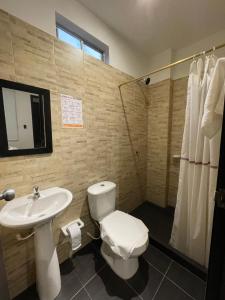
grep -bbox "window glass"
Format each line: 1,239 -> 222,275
57,27 -> 81,49
83,43 -> 103,61
57,26 -> 104,61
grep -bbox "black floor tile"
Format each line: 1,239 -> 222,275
85,265 -> 141,300
143,244 -> 171,274
154,278 -> 193,300
72,288 -> 91,300
56,260 -> 83,300
127,257 -> 163,300
72,242 -> 106,285
132,202 -> 207,281
132,202 -> 174,246
166,262 -> 206,300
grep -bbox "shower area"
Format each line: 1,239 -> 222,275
119,49 -> 224,278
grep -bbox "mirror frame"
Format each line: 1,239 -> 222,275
0,79 -> 53,157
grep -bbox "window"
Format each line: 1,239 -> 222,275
56,14 -> 109,63
83,44 -> 103,61
56,26 -> 104,61
57,27 -> 81,49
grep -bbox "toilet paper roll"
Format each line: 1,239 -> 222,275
66,222 -> 81,252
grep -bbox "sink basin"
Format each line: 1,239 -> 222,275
0,187 -> 72,229
0,187 -> 73,300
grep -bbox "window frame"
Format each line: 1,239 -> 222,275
82,40 -> 105,62
56,13 -> 109,63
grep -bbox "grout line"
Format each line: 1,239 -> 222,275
83,286 -> 92,300
165,277 -> 196,300
68,271 -> 86,300
70,264 -> 106,300
69,242 -> 200,300
143,255 -> 174,277
83,264 -> 107,288
69,286 -> 84,300
125,280 -> 144,300
153,259 -> 197,300
145,256 -> 198,300
168,260 -> 206,283
152,260 -> 173,300
165,260 -> 173,276
126,255 -> 173,300
143,257 -> 164,275
150,242 -> 207,283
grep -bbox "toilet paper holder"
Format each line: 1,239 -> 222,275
61,218 -> 84,237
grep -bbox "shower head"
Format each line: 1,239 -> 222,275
139,77 -> 151,86
145,77 -> 150,85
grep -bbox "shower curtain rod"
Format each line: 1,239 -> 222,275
118,42 -> 225,88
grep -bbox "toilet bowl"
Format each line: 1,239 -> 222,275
87,181 -> 149,279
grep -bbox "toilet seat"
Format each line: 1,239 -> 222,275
100,210 -> 149,260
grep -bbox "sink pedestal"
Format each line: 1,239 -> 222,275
34,221 -> 61,300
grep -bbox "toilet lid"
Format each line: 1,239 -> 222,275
100,210 -> 149,259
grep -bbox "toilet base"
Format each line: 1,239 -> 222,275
101,242 -> 139,280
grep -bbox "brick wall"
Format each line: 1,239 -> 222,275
0,10 -> 147,298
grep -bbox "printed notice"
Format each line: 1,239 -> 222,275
60,94 -> 83,128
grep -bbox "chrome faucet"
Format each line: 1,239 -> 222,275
0,189 -> 15,201
33,185 -> 40,200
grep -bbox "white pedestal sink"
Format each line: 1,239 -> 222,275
0,187 -> 73,300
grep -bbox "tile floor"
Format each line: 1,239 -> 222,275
132,202 -> 207,276
14,202 -> 206,300
132,202 -> 175,246
14,241 -> 206,300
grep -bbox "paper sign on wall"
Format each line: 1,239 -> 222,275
60,94 -> 83,128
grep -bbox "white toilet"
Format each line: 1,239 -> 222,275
87,181 -> 149,279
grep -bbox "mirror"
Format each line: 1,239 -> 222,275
0,79 -> 53,157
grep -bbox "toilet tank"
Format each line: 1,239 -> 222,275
87,181 -> 116,221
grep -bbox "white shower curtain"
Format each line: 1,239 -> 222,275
170,56 -> 224,267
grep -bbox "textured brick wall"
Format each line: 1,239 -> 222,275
0,10 -> 147,298
167,77 -> 187,207
146,77 -> 187,208
146,79 -> 173,207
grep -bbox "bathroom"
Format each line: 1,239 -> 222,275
0,0 -> 225,299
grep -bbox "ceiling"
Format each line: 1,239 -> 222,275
77,0 -> 225,55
